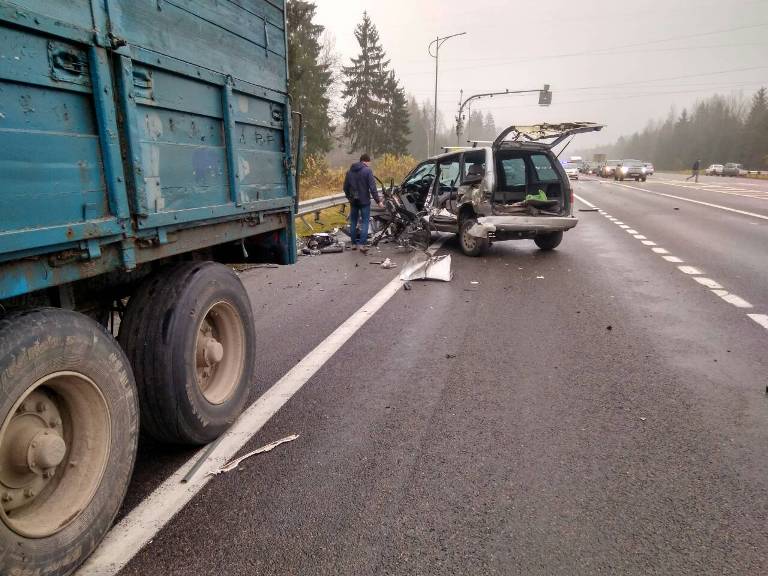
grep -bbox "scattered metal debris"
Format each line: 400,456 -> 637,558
209,434 -> 300,476
579,207 -> 599,212
380,258 -> 396,269
400,252 -> 453,282
298,229 -> 345,256
232,263 -> 279,272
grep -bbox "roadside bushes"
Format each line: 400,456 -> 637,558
299,153 -> 417,199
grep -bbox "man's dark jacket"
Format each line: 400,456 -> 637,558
343,162 -> 380,206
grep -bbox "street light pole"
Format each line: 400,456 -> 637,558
456,85 -> 552,145
428,32 -> 466,156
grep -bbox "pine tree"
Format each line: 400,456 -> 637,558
341,12 -> 389,155
406,96 -> 428,158
743,87 -> 768,168
380,71 -> 410,154
483,112 -> 497,141
287,0 -> 334,155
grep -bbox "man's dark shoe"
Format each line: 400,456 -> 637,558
359,246 -> 369,254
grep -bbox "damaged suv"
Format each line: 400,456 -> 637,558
400,123 -> 603,256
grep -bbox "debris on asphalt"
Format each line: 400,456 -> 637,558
209,434 -> 300,476
232,263 -> 279,272
579,207 -> 599,212
606,325 -> 613,331
403,281 -> 412,291
470,281 -> 480,285
298,230 -> 345,256
445,353 -> 456,359
400,252 -> 453,282
380,258 -> 396,269
536,276 -> 545,279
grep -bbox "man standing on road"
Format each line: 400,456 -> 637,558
686,159 -> 700,183
343,153 -> 383,254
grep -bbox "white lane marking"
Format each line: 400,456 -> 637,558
610,181 -> 768,221
656,179 -> 768,202
634,235 -> 647,239
574,193 -> 598,209
693,277 -> 723,289
719,293 -> 753,308
641,240 -> 657,246
678,265 -> 702,275
76,235 -> 450,576
619,224 -> 630,229
626,229 -> 638,234
615,221 -> 625,225
712,289 -> 728,297
748,314 -> 768,330
651,247 -> 668,254
663,256 -> 684,263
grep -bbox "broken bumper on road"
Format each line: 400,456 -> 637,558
470,216 -> 578,240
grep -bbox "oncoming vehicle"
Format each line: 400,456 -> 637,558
705,163 -> 724,176
614,159 -> 648,182
601,160 -> 621,178
563,161 -> 580,180
723,163 -> 745,177
394,122 -> 603,256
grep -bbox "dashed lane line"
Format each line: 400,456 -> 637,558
574,192 -> 763,322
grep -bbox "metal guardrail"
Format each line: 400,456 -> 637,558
296,193 -> 347,217
296,194 -> 348,216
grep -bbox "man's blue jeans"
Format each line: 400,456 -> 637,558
349,202 -> 370,246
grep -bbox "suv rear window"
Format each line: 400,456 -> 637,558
499,157 -> 526,188
531,154 -> 559,182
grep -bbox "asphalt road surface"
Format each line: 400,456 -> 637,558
80,174 -> 768,575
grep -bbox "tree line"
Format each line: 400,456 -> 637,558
577,88 -> 768,170
287,1 -> 496,162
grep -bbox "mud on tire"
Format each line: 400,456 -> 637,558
119,261 -> 256,445
0,308 -> 138,576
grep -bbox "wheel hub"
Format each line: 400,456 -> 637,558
0,391 -> 65,514
194,302 -> 245,405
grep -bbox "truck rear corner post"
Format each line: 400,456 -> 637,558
0,2 -> 298,574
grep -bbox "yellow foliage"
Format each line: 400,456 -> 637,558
298,153 -> 418,200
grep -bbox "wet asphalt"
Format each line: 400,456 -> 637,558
113,175 -> 768,575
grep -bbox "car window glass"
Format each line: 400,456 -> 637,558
499,157 -> 526,188
462,151 -> 485,180
530,154 -> 559,182
438,157 -> 461,189
404,162 -> 435,186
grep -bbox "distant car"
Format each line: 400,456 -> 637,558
723,163 -> 744,177
705,164 -> 724,176
563,162 -> 579,180
601,160 -> 621,178
643,162 -> 654,176
614,159 -> 648,182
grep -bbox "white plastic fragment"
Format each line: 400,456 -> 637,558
380,258 -> 396,269
209,434 -> 299,475
400,252 -> 453,282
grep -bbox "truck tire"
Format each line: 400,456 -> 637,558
0,308 -> 138,576
534,231 -> 563,251
459,217 -> 488,257
119,262 -> 255,444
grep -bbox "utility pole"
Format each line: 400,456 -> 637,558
428,32 -> 466,156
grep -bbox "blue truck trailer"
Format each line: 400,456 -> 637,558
0,2 -> 299,573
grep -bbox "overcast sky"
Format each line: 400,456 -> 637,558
313,0 -> 768,148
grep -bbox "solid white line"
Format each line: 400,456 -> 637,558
678,265 -> 702,275
663,256 -> 683,263
651,247 -> 668,254
693,277 -> 723,289
748,314 -> 768,330
573,193 -> 597,208
76,236 -> 449,576
610,181 -> 768,221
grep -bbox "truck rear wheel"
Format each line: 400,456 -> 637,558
119,262 -> 255,445
0,308 -> 138,576
534,231 -> 563,251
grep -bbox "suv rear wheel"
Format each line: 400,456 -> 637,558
459,217 -> 488,257
534,231 -> 563,251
